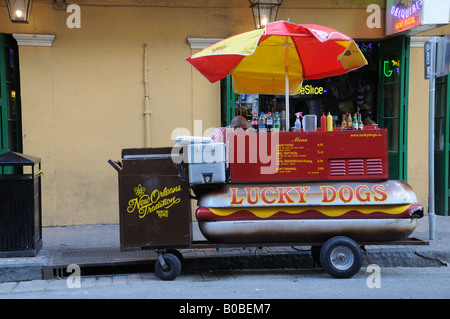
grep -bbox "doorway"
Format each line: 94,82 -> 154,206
0,34 -> 22,155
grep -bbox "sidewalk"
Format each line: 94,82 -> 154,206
0,216 -> 449,283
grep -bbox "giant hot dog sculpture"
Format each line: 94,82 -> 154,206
195,180 -> 423,244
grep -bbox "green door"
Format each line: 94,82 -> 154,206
0,34 -> 22,155
378,37 -> 410,180
434,75 -> 450,216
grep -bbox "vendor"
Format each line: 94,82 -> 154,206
210,115 -> 249,143
361,109 -> 376,126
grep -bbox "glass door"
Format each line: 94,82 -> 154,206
378,37 -> 409,180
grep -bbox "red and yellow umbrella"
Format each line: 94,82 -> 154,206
186,21 -> 368,130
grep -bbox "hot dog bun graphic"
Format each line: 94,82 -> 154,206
196,204 -> 423,221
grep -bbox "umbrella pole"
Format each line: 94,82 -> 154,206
285,73 -> 290,131
285,40 -> 290,132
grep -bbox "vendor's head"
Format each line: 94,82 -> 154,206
230,115 -> 249,131
361,108 -> 371,119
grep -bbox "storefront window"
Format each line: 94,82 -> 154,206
380,51 -> 401,153
377,36 -> 409,181
383,83 -> 400,118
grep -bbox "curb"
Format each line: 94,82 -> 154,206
0,264 -> 45,283
2,246 -> 448,283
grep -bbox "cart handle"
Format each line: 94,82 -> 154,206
108,159 -> 122,172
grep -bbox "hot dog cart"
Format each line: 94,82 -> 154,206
109,126 -> 426,280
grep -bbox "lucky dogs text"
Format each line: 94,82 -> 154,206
230,184 -> 388,206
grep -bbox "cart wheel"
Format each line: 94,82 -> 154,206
310,246 -> 322,267
319,236 -> 363,279
167,249 -> 184,265
154,253 -> 182,281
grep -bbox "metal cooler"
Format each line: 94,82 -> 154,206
109,147 -> 191,250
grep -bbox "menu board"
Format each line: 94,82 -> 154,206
228,129 -> 388,183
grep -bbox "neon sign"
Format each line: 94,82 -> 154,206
390,0 -> 422,20
383,59 -> 400,78
299,85 -> 327,95
386,0 -> 422,36
394,16 -> 419,31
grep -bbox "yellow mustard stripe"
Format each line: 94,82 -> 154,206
208,205 -> 412,219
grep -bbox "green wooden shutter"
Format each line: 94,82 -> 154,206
434,75 -> 450,216
221,75 -> 235,127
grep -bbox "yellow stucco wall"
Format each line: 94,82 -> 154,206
0,0 -> 448,225
2,1 -> 240,225
408,45 -> 430,214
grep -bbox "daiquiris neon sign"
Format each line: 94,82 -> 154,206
386,0 -> 422,35
390,0 -> 422,20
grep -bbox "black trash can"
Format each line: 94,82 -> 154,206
0,152 -> 43,257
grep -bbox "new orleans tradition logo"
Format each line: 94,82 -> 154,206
127,184 -> 182,219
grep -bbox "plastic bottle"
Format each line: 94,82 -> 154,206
358,112 -> 364,130
273,112 -> 280,132
347,113 -> 352,130
266,112 -> 273,132
353,113 -> 358,130
259,112 -> 266,132
294,112 -> 302,131
327,112 -> 333,131
251,112 -> 259,132
320,113 -> 327,131
341,114 -> 347,130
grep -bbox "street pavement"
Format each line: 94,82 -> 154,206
0,215 -> 449,283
